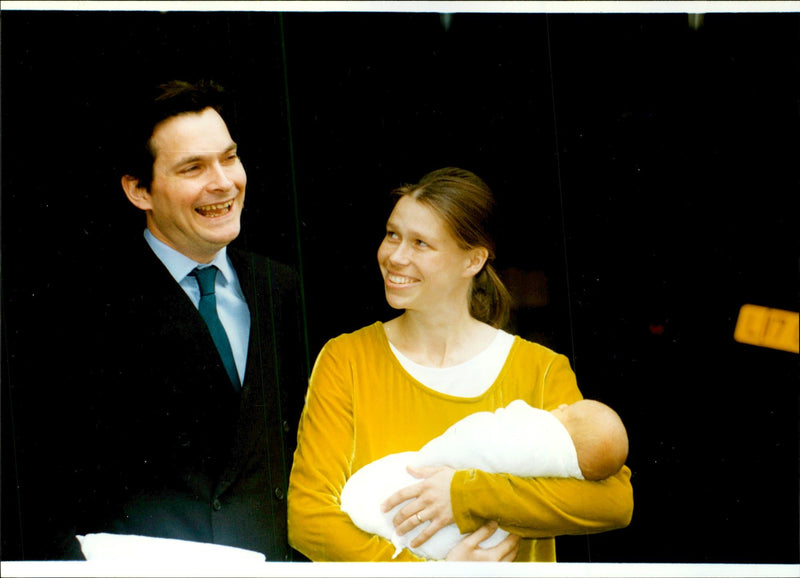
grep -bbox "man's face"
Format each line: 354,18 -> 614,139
130,107 -> 247,263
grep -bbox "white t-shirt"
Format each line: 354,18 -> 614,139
389,329 -> 515,397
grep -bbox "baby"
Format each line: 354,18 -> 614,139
340,399 -> 629,560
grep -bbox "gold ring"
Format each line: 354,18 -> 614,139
416,512 -> 424,523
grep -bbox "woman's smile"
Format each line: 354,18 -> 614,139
386,272 -> 419,286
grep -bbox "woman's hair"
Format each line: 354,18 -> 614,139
390,167 -> 512,328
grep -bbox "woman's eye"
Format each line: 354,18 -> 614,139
415,239 -> 429,248
386,231 -> 398,240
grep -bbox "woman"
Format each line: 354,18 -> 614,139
288,167 -> 633,561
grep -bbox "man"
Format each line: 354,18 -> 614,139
46,80 -> 308,560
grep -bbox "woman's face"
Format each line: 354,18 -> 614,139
377,195 -> 479,315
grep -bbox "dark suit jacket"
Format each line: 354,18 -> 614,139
47,237 -> 308,560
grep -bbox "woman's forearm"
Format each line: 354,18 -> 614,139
451,466 -> 633,538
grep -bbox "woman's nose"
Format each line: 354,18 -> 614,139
388,242 -> 411,264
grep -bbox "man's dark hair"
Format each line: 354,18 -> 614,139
120,79 -> 231,190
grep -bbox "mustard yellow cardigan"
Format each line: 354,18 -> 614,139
287,322 -> 633,561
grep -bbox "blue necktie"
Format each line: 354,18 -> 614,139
190,266 -> 241,391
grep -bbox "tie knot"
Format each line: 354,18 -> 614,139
191,266 -> 218,296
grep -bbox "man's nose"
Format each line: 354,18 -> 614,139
207,162 -> 234,191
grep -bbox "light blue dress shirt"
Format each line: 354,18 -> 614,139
144,229 -> 251,384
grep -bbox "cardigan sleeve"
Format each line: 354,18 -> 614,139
451,465 -> 633,538
287,339 -> 424,561
450,353 -> 634,538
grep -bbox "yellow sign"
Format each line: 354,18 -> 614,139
734,304 -> 799,354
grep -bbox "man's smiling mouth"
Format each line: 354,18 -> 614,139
195,200 -> 234,218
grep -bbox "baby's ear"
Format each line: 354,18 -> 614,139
121,175 -> 152,211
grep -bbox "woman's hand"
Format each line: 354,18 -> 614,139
381,465 -> 455,548
445,521 -> 520,561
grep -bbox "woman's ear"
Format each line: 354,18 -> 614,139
464,246 -> 489,277
121,175 -> 152,211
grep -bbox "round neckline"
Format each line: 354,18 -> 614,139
389,328 -> 508,372
374,321 -> 518,402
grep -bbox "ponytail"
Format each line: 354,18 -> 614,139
470,264 -> 511,329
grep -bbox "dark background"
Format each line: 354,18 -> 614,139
2,9 -> 798,563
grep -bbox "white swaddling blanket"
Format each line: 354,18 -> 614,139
340,399 -> 583,560
76,532 -> 267,563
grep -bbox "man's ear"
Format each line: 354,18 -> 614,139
121,175 -> 152,211
464,246 -> 489,277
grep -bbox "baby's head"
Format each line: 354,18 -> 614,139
550,399 -> 629,481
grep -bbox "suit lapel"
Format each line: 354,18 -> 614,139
216,249 -> 281,496
134,243 -> 231,384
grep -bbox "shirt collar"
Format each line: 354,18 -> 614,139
143,229 -> 232,285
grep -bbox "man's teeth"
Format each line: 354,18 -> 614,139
388,274 -> 415,285
196,201 -> 233,217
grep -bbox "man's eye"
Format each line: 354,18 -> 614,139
386,231 -> 399,240
415,239 -> 429,248
181,165 -> 200,174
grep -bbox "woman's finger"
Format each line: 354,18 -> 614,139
394,502 -> 435,535
381,465 -> 444,514
406,464 -> 444,479
409,517 -> 448,548
380,481 -> 421,513
494,533 -> 521,562
444,521 -> 502,561
462,521 -> 498,547
392,497 -> 424,530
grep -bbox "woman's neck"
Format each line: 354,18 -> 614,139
385,310 -> 497,368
